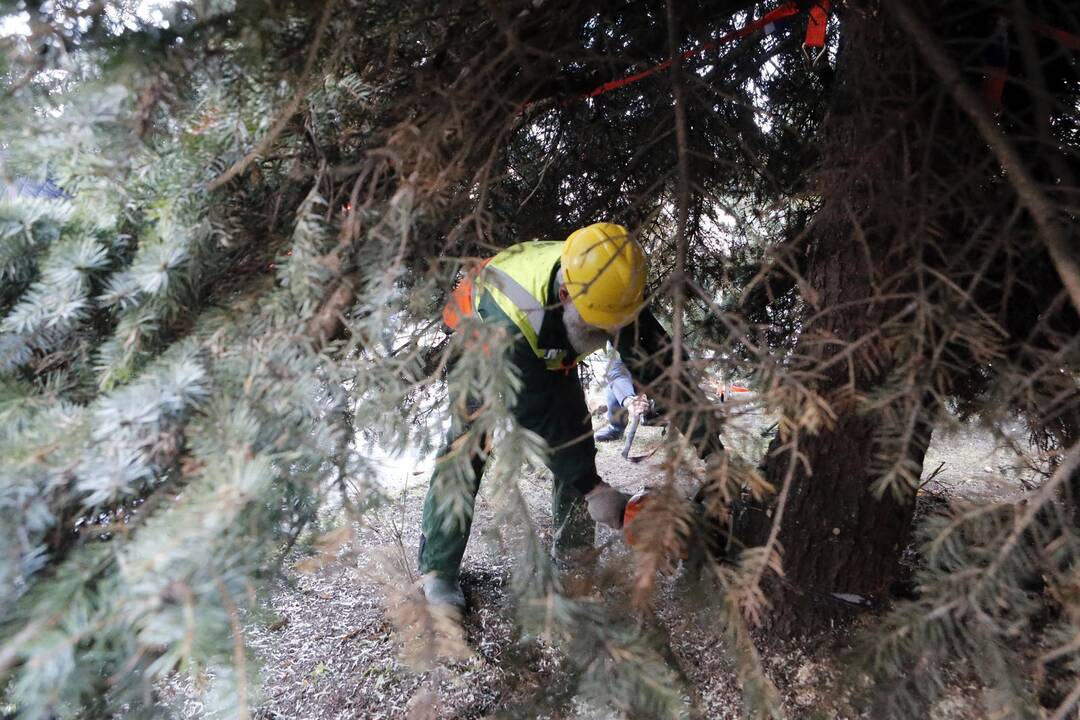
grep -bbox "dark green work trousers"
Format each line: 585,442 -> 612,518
418,339 -> 599,583
418,291 -> 724,583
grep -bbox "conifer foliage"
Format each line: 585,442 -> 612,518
1,1 -> 1079,718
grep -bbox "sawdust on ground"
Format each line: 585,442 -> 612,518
157,390 -> 1035,719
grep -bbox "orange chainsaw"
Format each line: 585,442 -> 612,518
621,489 -> 691,559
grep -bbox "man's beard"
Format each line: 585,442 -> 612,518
563,300 -> 611,355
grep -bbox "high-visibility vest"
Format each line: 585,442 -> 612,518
442,241 -> 584,370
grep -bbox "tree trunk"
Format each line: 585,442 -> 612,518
736,9 -> 938,636
748,239 -> 936,635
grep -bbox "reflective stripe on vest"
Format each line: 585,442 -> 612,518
441,241 -> 582,370
440,261 -> 543,336
481,265 -> 545,336
483,266 -> 575,367
478,242 -> 571,368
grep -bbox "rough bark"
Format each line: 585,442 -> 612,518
747,234 -> 934,636
736,9 -> 936,636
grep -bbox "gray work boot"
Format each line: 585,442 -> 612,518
551,501 -> 598,575
422,575 -> 465,611
594,425 -> 624,442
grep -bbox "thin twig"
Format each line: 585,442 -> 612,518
207,0 -> 337,191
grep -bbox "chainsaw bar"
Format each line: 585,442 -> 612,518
626,442 -> 664,464
621,415 -> 641,459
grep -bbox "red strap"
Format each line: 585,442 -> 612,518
731,2 -> 802,41
1030,21 -> 1080,51
982,68 -> 1007,113
804,0 -> 831,48
981,17 -> 1009,114
569,2 -> 800,103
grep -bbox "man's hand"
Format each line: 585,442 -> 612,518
621,393 -> 650,418
585,481 -> 631,529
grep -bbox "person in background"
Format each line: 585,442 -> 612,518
594,353 -> 651,442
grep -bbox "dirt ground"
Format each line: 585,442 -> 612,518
158,391 -> 1035,719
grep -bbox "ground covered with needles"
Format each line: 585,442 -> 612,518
158,397 -> 1029,719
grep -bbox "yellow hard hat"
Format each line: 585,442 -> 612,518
560,222 -> 647,330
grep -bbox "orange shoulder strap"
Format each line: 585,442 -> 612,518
442,259 -> 492,330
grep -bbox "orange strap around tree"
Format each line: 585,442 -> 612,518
1030,20 -> 1080,51
565,1 -> 803,104
978,13 -> 1080,114
553,5 -> 1079,112
799,0 -> 830,66
982,17 -> 1010,113
803,0 -> 830,48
